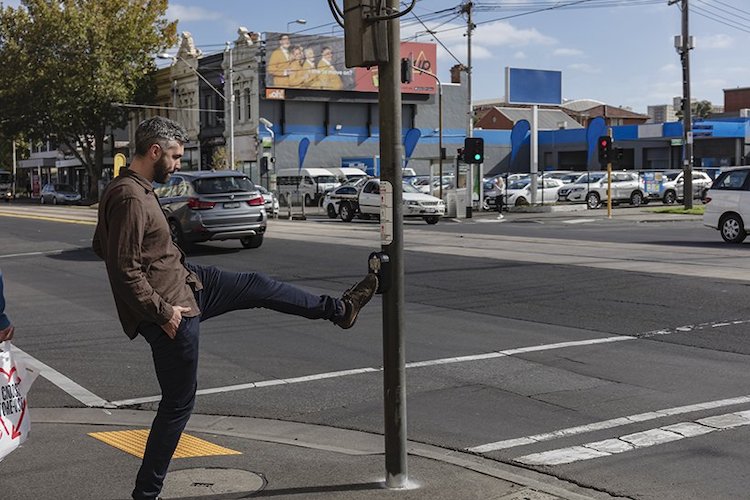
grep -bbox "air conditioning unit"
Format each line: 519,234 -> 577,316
739,109 -> 750,118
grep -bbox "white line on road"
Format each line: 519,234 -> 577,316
467,394 -> 750,453
11,345 -> 110,408
0,250 -> 64,259
562,219 -> 596,224
514,409 -> 750,466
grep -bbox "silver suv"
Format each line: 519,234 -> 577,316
155,171 -> 267,250
659,170 -> 713,204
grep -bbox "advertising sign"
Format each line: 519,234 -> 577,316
265,32 -> 436,95
505,67 -> 562,105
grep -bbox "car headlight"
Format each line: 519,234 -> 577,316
407,200 -> 419,206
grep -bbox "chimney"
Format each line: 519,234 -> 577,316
450,64 -> 466,84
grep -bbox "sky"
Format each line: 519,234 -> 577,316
8,0 -> 750,114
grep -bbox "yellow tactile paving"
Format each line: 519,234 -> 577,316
88,429 -> 242,459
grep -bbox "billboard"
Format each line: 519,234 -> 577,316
505,67 -> 562,105
264,32 -> 436,95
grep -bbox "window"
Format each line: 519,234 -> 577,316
193,175 -> 255,194
245,88 -> 251,121
714,170 -> 750,190
235,90 -> 241,121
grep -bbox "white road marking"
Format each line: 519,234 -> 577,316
467,394 -> 750,453
514,410 -> 750,466
0,250 -> 64,259
562,219 -> 596,224
11,345 -> 110,408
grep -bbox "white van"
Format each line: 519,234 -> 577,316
276,167 -> 340,205
329,167 -> 368,183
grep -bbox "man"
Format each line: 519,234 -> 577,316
0,270 -> 14,342
316,46 -> 343,91
92,116 -> 377,500
267,34 -> 292,87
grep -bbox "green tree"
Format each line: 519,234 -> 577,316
0,0 -> 176,200
676,100 -> 713,120
211,147 -> 229,170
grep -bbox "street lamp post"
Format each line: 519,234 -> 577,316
411,66 -> 443,200
286,18 -> 306,32
158,50 -> 235,169
259,117 -> 276,192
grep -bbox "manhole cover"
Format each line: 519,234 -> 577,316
161,468 -> 265,498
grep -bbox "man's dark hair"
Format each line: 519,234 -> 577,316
135,116 -> 189,156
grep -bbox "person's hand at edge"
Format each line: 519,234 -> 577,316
0,325 -> 15,342
160,306 -> 191,339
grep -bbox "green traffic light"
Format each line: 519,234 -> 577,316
474,154 -> 481,160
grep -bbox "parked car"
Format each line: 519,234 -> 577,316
703,167 -> 750,243
40,183 -> 82,205
339,178 -> 445,224
504,178 -> 563,206
322,176 -> 370,218
256,185 -> 279,216
154,170 -> 267,250
659,170 -> 713,204
557,171 -> 646,208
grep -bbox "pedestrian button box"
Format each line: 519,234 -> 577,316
368,251 -> 390,294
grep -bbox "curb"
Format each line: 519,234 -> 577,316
31,407 -> 622,500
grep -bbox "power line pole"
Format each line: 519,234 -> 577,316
461,1 -> 475,217
672,0 -> 694,208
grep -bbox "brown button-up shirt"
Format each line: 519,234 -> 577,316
93,170 -> 201,339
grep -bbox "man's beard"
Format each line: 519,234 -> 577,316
153,153 -> 171,184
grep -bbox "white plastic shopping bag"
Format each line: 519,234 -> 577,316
0,341 -> 38,461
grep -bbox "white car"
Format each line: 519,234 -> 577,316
703,167 -> 750,243
322,177 -> 369,218
557,171 -> 646,208
355,178 -> 446,224
659,170 -> 713,204
503,178 -> 563,206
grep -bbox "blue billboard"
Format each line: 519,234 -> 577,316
505,67 -> 562,105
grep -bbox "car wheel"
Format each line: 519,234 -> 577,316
304,194 -> 312,207
663,190 -> 677,205
240,234 -> 264,249
340,202 -> 355,222
586,192 -> 601,209
326,203 -> 338,218
630,191 -> 643,206
515,197 -> 528,207
424,215 -> 440,224
168,219 -> 188,249
720,214 -> 747,243
701,189 -> 708,201
52,197 -> 58,205
40,196 -> 45,204
482,198 -> 491,210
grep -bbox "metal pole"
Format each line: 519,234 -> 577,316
11,140 -> 17,198
464,1 -> 474,216
380,0 -> 407,488
681,0 -> 693,209
607,127 -> 613,219
227,42 -> 236,170
412,66 -> 443,200
530,104 -> 538,204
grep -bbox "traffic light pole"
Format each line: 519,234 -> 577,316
607,127 -> 613,219
681,0 -> 693,209
379,0 -> 408,488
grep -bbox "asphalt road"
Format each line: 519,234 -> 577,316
2,205 -> 750,499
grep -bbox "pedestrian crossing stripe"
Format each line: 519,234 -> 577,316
88,429 -> 242,459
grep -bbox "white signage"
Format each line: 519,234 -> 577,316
380,181 -> 393,245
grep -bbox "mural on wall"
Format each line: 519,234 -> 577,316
264,32 -> 436,95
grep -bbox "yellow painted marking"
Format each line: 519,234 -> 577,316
0,212 -> 96,225
88,429 -> 242,459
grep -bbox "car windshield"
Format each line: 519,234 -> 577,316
402,182 -> 421,193
193,176 -> 255,194
664,172 -> 681,181
54,184 -> 76,192
574,173 -> 605,183
508,180 -> 530,190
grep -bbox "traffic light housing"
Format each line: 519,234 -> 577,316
463,137 -> 484,164
597,136 -> 612,165
260,156 -> 269,175
400,56 -> 413,84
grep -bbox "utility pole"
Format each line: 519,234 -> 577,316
671,0 -> 693,208
461,1 -> 475,217
380,0 -> 407,488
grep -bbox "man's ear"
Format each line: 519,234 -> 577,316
148,143 -> 161,160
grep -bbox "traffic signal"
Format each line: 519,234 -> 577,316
463,137 -> 484,164
597,136 -> 612,165
260,156 -> 269,175
400,56 -> 413,84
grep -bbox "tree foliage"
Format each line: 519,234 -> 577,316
676,100 -> 713,120
0,0 -> 176,199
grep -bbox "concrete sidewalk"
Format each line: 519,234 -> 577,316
0,408 -> 625,500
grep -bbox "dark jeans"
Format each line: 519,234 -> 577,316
132,263 -> 345,500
